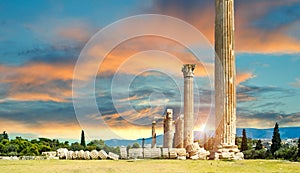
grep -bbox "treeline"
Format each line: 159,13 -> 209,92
0,130 -> 120,156
236,123 -> 300,162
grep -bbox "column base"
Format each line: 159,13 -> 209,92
211,144 -> 244,160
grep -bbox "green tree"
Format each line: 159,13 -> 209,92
255,139 -> 263,150
80,130 -> 86,147
271,122 -> 281,155
297,137 -> 300,158
70,142 -> 84,151
241,129 -> 248,151
274,146 -> 297,161
0,131 -> 9,141
87,139 -> 105,150
132,142 -> 140,148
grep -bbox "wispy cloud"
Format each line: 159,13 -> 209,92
290,78 -> 300,88
237,111 -> 300,128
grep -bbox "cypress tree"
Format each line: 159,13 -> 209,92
271,122 -> 281,155
255,139 -> 263,150
3,131 -> 8,140
80,130 -> 86,147
241,129 -> 248,151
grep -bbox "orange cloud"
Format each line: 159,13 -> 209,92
0,63 -> 74,102
236,72 -> 256,85
152,0 -> 300,53
6,93 -> 68,103
0,118 -> 82,140
86,36 -> 214,78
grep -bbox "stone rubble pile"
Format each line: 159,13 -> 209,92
186,142 -> 210,160
214,144 -> 244,160
46,144 -> 210,161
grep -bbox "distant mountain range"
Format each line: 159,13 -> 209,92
105,127 -> 300,147
236,127 -> 300,140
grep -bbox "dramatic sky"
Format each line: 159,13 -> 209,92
0,0 -> 300,141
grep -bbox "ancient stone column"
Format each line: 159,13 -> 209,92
151,120 -> 156,148
174,115 -> 184,148
215,0 -> 242,160
182,64 -> 196,148
163,109 -> 173,148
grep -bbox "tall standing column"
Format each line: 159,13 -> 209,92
182,64 -> 196,148
163,109 -> 173,149
215,0 -> 237,149
151,120 -> 156,148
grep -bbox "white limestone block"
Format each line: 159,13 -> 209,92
83,151 -> 90,160
98,150 -> 108,160
108,152 -> 119,160
162,148 -> 169,159
90,150 -> 99,159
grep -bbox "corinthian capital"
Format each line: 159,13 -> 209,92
182,64 -> 196,78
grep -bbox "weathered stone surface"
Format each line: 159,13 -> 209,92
150,148 -> 161,159
143,148 -> 152,159
42,152 -> 57,157
56,148 -> 68,159
234,152 -> 244,160
90,150 -> 99,159
83,151 -> 90,160
177,156 -> 186,160
186,143 -> 210,160
174,116 -> 184,148
108,152 -> 119,160
162,148 -> 169,159
128,148 -> 143,159
175,148 -> 186,157
152,121 -> 156,148
190,154 -> 199,160
98,150 -> 108,160
215,0 -> 237,148
66,150 -> 73,160
182,64 -> 195,148
120,146 -> 127,159
214,0 -> 243,160
72,151 -> 78,159
78,150 -> 84,159
186,142 -> 200,153
163,109 -> 174,148
169,148 -> 177,159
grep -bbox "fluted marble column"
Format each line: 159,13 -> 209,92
215,0 -> 237,148
182,64 -> 196,148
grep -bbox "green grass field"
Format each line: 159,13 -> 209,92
0,159 -> 299,173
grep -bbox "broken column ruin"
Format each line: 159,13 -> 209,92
151,120 -> 156,148
182,64 -> 196,148
214,0 -> 243,160
163,109 -> 173,148
174,115 -> 184,148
